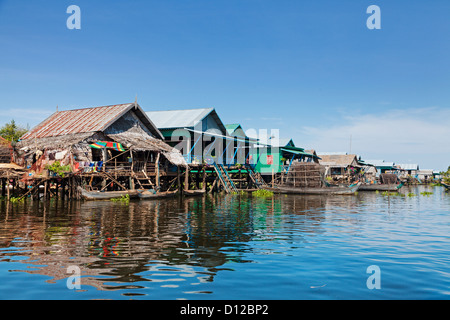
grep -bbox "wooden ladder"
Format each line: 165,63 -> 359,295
246,165 -> 268,188
213,162 -> 237,193
132,170 -> 155,190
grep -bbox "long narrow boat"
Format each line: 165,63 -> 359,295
359,182 -> 404,192
138,189 -> 179,200
183,189 -> 206,197
442,183 -> 450,191
262,182 -> 361,195
78,187 -> 139,200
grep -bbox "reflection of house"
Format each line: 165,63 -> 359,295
318,153 -> 362,177
146,108 -> 228,164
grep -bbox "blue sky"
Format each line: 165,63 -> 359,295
0,0 -> 449,170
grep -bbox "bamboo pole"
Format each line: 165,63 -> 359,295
155,153 -> 160,190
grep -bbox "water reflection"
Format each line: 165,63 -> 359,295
0,186 -> 449,299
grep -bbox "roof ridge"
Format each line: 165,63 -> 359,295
55,103 -> 133,113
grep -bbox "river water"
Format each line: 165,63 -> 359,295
0,185 -> 449,300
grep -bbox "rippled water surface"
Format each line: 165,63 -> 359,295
1,185 -> 449,300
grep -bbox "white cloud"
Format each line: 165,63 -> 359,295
0,108 -> 53,128
298,107 -> 450,170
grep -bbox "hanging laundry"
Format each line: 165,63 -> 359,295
89,141 -> 126,152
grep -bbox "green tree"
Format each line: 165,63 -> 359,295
0,120 -> 28,143
443,166 -> 450,184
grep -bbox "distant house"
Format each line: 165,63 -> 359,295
252,138 -> 316,176
16,103 -> 186,189
397,164 -> 419,177
318,153 -> 362,177
365,160 -> 397,175
304,150 -> 320,164
146,108 -> 229,164
417,169 -> 434,182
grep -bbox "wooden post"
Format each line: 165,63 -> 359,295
44,180 -> 48,200
155,153 -> 160,190
61,178 -> 66,199
1,178 -> 5,197
177,167 -> 181,192
202,167 -> 206,191
6,173 -> 10,201
239,168 -> 242,190
11,178 -> 15,198
195,168 -> 198,190
272,168 -> 274,188
184,166 -> 189,191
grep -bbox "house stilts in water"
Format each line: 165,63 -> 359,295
9,102 -> 187,200
145,108 -> 265,192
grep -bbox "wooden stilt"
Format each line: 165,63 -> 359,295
6,173 -> 10,201
202,167 -> 206,191
155,153 -> 160,190
1,178 -> 5,197
184,166 -> 189,191
177,167 -> 181,192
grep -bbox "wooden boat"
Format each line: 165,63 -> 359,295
359,182 -> 404,192
262,182 -> 361,195
442,183 -> 450,191
78,187 -> 139,200
138,189 -> 179,200
183,189 -> 206,197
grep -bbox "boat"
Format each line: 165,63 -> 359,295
183,189 -> 206,197
262,182 -> 361,195
138,189 -> 179,199
442,183 -> 450,191
78,187 -> 139,200
359,182 -> 404,192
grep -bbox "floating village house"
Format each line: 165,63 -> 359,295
253,138 -> 317,178
224,123 -> 259,166
317,153 -> 362,181
397,164 -> 419,178
145,108 -> 230,165
15,103 -> 186,195
364,160 -> 397,175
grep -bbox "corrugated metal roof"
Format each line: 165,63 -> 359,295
365,160 -> 395,167
397,164 -> 419,170
146,108 -> 215,129
22,103 -> 134,140
225,124 -> 241,135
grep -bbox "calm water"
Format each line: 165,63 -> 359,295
0,185 -> 449,300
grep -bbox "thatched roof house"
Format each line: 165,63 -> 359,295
16,102 -> 186,170
318,153 -> 361,176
